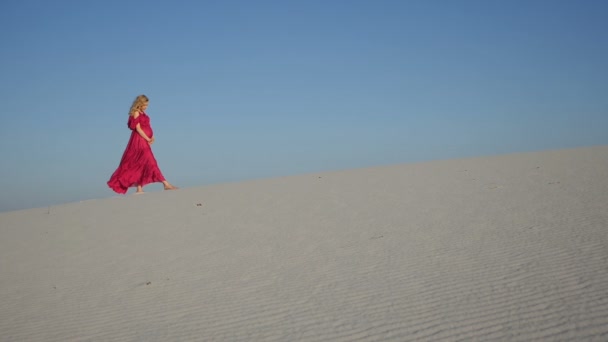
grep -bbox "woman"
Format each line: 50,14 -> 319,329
107,94 -> 178,194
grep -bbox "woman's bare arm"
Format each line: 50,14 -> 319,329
135,123 -> 152,143
131,112 -> 153,143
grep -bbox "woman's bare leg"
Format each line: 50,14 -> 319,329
136,185 -> 144,193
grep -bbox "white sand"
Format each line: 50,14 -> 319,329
1,146 -> 607,341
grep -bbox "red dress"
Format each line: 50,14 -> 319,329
107,111 -> 166,194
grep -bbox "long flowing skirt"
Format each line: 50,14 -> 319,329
107,132 -> 165,194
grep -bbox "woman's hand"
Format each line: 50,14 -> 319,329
148,136 -> 155,145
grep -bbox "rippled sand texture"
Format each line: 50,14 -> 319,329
1,146 -> 607,341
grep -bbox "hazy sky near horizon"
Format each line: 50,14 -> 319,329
1,0 -> 607,212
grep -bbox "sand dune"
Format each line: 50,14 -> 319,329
1,146 -> 607,341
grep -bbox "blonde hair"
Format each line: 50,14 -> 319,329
129,94 -> 149,116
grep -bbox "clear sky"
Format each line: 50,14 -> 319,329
1,0 -> 607,212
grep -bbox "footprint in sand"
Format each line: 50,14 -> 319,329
486,183 -> 503,189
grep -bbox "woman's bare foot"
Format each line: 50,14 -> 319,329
162,181 -> 178,190
135,185 -> 144,194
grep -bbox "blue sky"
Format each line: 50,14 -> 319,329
1,0 -> 607,212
